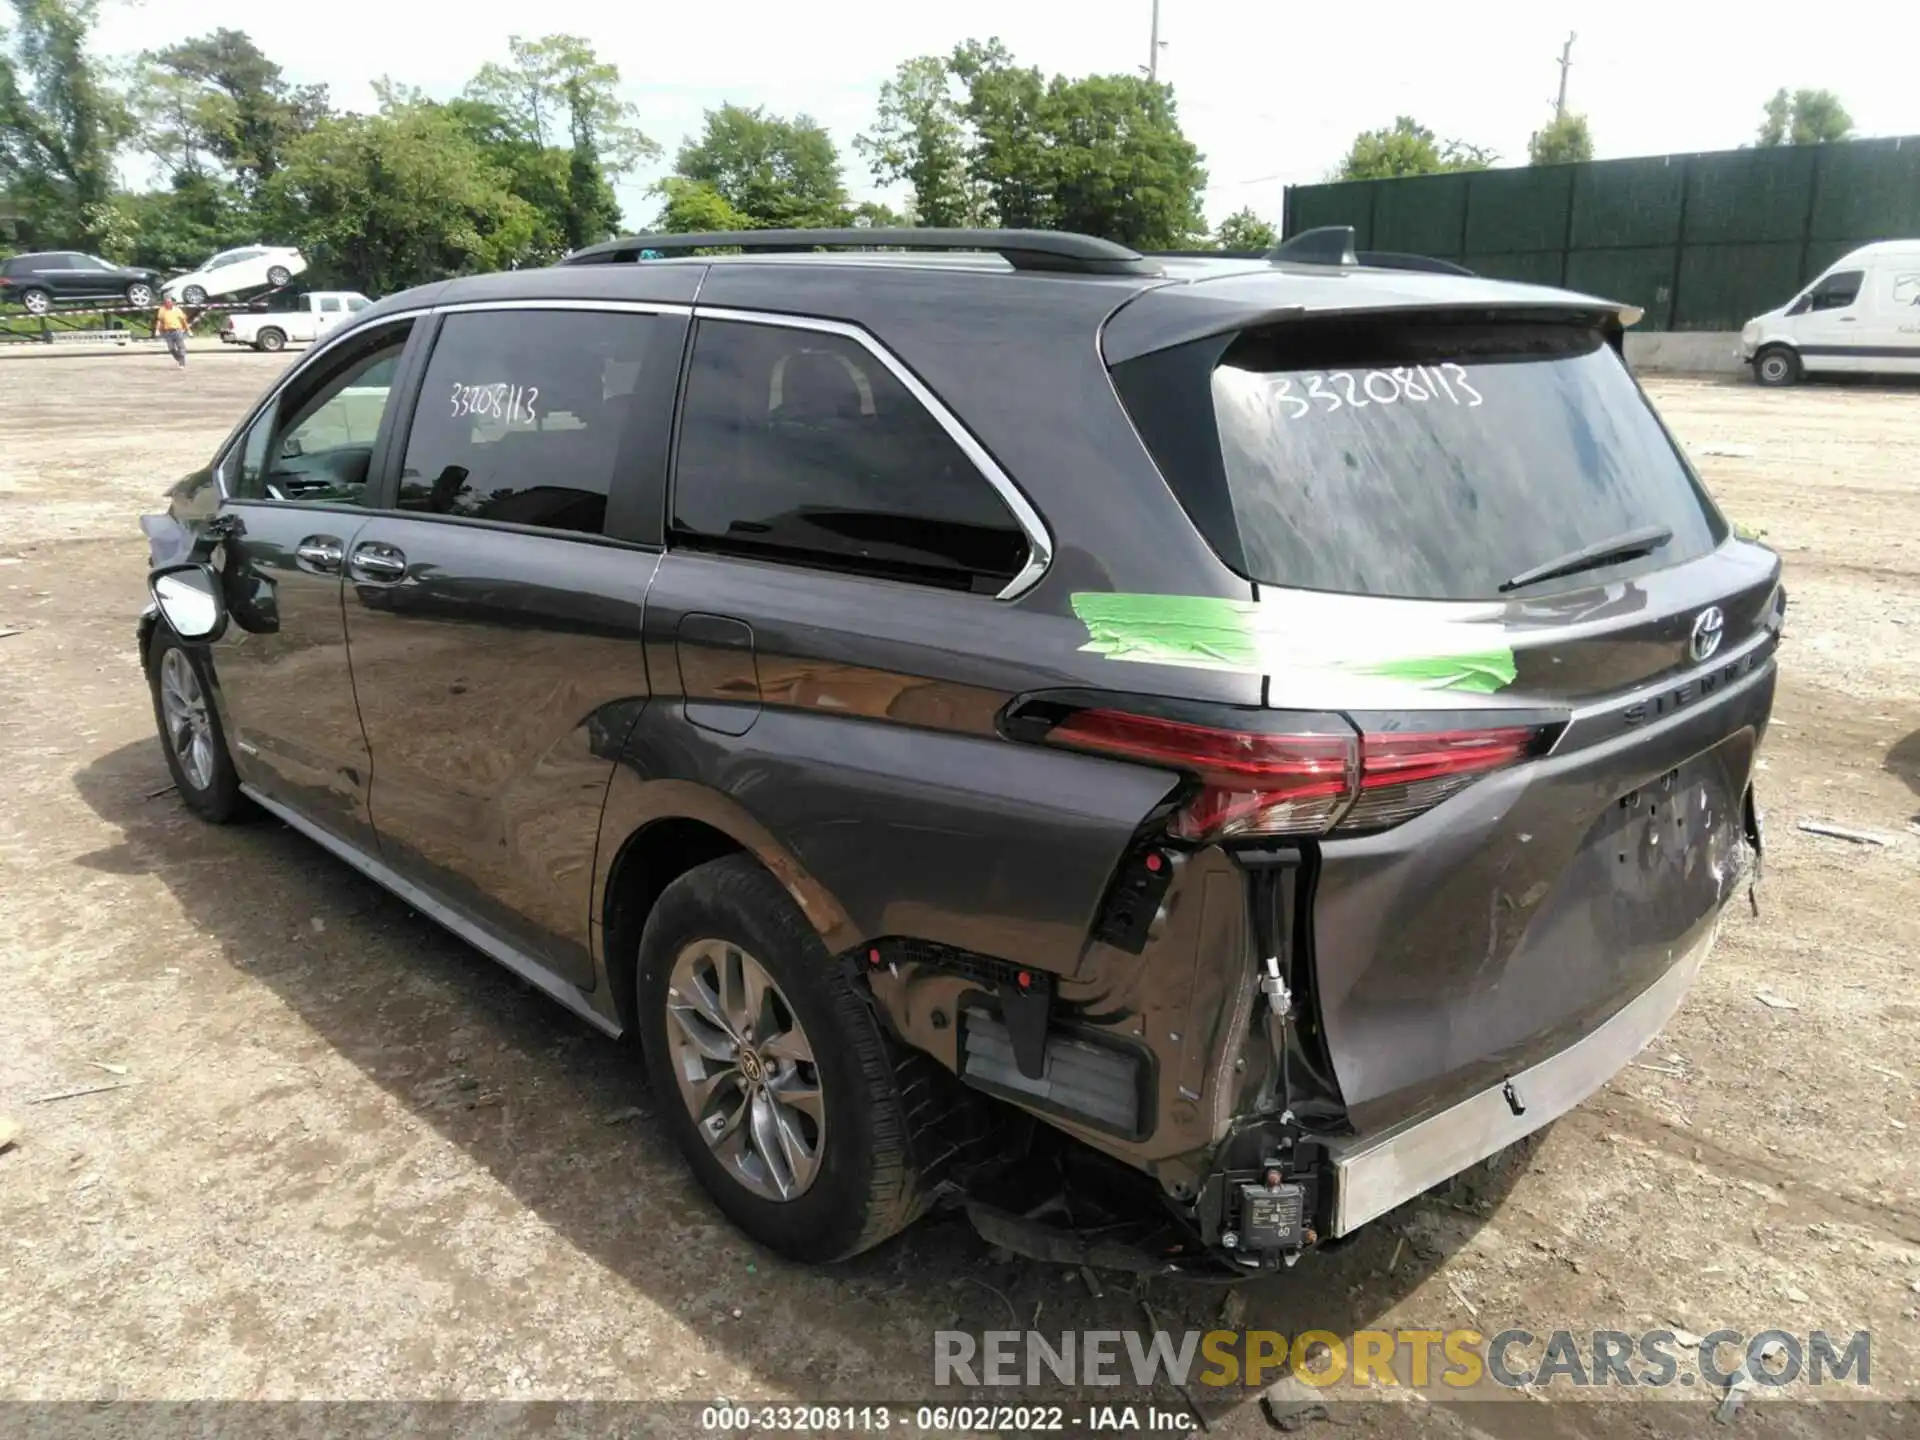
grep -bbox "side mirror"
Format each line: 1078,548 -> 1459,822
150,563 -> 227,642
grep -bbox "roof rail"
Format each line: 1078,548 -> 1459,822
1264,225 -> 1478,278
560,228 -> 1163,277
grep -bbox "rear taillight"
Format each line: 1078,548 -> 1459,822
1043,708 -> 1552,842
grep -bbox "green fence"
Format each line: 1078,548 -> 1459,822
1281,136 -> 1920,331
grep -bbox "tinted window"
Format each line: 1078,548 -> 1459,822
1809,269 -> 1863,312
1120,321 -> 1723,601
396,309 -> 659,537
672,320 -> 1029,592
230,336 -> 405,504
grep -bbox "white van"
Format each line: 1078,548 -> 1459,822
1740,240 -> 1920,385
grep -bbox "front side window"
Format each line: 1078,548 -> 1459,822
345,295 -> 370,313
229,334 -> 406,504
671,320 -> 1029,592
395,308 -> 662,538
1792,269 -> 1864,314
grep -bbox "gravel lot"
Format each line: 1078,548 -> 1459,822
1,350 -> 1916,1437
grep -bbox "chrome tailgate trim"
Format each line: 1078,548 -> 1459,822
1324,923 -> 1717,1237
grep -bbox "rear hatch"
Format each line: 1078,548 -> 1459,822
1102,299 -> 1783,1134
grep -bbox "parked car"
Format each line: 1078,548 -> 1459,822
221,290 -> 372,352
163,245 -> 307,305
138,227 -> 1781,1272
0,251 -> 164,314
1741,239 -> 1920,386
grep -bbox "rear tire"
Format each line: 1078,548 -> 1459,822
636,854 -> 937,1262
266,266 -> 291,288
255,327 -> 286,353
19,287 -> 50,316
147,628 -> 249,824
1753,346 -> 1800,387
182,285 -> 208,306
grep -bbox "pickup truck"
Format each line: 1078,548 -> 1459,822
219,290 -> 372,352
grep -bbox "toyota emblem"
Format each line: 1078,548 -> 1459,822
1690,606 -> 1725,663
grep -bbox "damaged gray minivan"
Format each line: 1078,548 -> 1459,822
140,227 -> 1780,1273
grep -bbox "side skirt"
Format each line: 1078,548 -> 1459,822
240,784 -> 623,1039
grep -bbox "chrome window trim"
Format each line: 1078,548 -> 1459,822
210,307 -> 431,500
213,296 -> 1057,601
692,305 -> 1055,601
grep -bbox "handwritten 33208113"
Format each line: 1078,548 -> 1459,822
1262,363 -> 1484,418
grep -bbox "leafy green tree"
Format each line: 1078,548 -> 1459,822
1757,88 -> 1853,146
465,35 -> 656,247
855,54 -> 978,227
444,95 -> 572,257
148,28 -> 327,199
264,100 -> 539,294
949,38 -> 1051,229
1528,111 -> 1593,165
1213,207 -> 1276,252
871,38 -> 1207,248
652,176 -> 751,233
0,0 -> 132,247
120,172 -> 241,271
1337,116 -> 1493,180
671,103 -> 851,229
1039,72 -> 1206,247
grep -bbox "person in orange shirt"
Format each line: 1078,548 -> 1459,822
154,296 -> 190,368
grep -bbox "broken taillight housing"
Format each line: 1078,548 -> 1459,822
1043,708 -> 1554,842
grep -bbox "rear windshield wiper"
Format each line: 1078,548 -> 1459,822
1499,525 -> 1674,593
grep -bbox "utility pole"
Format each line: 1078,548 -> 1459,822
1148,0 -> 1164,83
1554,31 -> 1577,118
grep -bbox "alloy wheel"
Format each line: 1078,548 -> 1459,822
159,648 -> 216,792
664,938 -> 825,1202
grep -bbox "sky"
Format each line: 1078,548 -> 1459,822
94,0 -> 1920,233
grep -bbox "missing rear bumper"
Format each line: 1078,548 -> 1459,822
1321,921 -> 1718,1237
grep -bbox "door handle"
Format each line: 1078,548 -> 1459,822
348,542 -> 408,583
1838,315 -> 1858,323
295,536 -> 344,573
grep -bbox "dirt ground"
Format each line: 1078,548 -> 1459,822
1,350 -> 1916,1437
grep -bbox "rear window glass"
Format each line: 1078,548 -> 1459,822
1122,321 -> 1725,601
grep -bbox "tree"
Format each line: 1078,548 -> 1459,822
148,29 -> 328,199
1528,111 -> 1593,165
464,34 -> 656,247
1213,207 -> 1276,253
950,38 -> 1052,229
1037,72 -> 1206,247
1337,117 -> 1493,180
0,0 -> 132,247
855,54 -> 977,227
670,103 -> 850,229
263,100 -> 539,294
1757,88 -> 1854,146
652,176 -> 751,233
870,38 -> 1208,248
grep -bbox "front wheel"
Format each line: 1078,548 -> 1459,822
637,855 -> 939,1262
19,287 -> 50,316
126,282 -> 154,308
255,327 -> 287,353
147,629 -> 249,823
182,285 -> 208,306
1753,346 -> 1801,387
266,266 -> 291,288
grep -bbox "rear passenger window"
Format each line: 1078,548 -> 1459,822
671,320 -> 1030,593
397,309 -> 659,538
